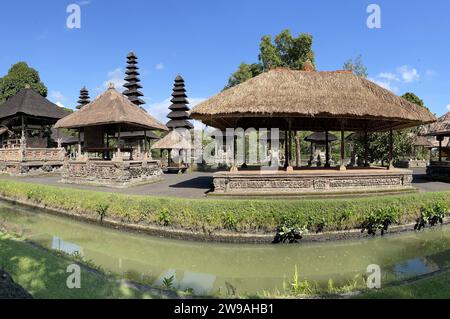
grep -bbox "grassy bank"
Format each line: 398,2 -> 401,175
0,232 -> 170,299
357,270 -> 450,299
0,180 -> 449,235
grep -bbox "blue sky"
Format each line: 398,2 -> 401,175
0,0 -> 449,124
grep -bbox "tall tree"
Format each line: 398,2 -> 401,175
225,29 -> 315,89
343,55 -> 368,78
401,92 -> 426,108
0,62 -> 48,103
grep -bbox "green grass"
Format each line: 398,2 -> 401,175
357,270 -> 450,299
0,232 -> 161,299
0,179 -> 449,234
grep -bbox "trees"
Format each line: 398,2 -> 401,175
225,29 -> 315,89
0,62 -> 48,103
343,55 -> 368,78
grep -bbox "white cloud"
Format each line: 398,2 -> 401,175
397,65 -> 420,83
103,68 -> 126,92
447,104 -> 450,111
378,72 -> 399,82
145,97 -> 206,130
50,90 -> 65,102
55,101 -> 67,108
369,65 -> 420,93
155,63 -> 165,71
368,77 -> 399,93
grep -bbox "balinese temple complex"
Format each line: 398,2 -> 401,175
54,84 -> 168,187
152,75 -> 193,173
191,68 -> 437,195
426,111 -> 450,181
0,88 -> 70,175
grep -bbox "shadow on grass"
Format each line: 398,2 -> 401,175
0,234 -> 177,299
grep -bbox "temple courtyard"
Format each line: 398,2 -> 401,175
0,168 -> 449,199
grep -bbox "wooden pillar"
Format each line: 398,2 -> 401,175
77,131 -> 81,157
438,136 -> 443,162
324,130 -> 330,168
287,120 -> 292,169
364,130 -> 369,167
117,125 -> 121,159
284,131 -> 289,168
340,128 -> 346,171
388,129 -> 394,169
295,131 -> 300,168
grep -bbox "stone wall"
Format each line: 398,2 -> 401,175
0,148 -> 65,176
213,170 -> 414,195
427,161 -> 450,182
395,160 -> 428,169
61,160 -> 163,188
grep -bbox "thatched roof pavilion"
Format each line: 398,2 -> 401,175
55,85 -> 167,132
305,132 -> 338,144
191,68 -> 436,132
425,111 -> 450,137
151,130 -> 192,150
0,88 -> 70,124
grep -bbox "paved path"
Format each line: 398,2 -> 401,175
0,168 -> 449,199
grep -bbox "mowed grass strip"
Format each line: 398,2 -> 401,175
0,180 -> 449,234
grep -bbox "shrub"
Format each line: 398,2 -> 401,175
415,203 -> 448,230
361,206 -> 401,236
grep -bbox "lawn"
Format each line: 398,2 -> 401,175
0,232 -> 165,299
357,270 -> 450,299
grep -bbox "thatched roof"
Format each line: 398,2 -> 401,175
414,136 -> 434,148
424,111 -> 450,137
114,131 -> 159,139
54,86 -> 168,132
305,132 -> 338,143
0,88 -> 70,121
190,69 -> 436,132
151,130 -> 192,150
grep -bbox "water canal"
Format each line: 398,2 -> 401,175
1,201 -> 449,295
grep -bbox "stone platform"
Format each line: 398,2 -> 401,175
61,159 -> 163,188
427,161 -> 450,182
396,159 -> 428,169
212,167 -> 415,195
0,148 -> 65,176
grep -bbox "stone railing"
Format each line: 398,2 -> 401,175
0,147 -> 65,162
429,160 -> 450,167
62,159 -> 163,188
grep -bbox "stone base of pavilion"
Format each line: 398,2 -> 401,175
426,161 -> 450,182
60,159 -> 163,188
0,147 -> 65,176
211,167 -> 415,196
395,159 -> 428,169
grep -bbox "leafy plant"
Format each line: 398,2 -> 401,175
223,212 -> 237,231
290,266 -> 317,296
415,204 -> 447,230
158,208 -> 171,226
361,207 -> 401,236
272,225 -> 307,244
95,203 -> 109,223
162,275 -> 175,289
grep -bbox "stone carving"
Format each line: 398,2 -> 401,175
61,160 -> 163,187
213,170 -> 414,194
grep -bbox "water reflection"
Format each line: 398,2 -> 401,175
51,236 -> 83,256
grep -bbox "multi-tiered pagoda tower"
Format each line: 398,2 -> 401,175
76,86 -> 90,110
123,52 -> 145,107
166,75 -> 193,130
